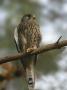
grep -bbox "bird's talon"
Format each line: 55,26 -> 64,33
27,47 -> 37,53
26,48 -> 34,53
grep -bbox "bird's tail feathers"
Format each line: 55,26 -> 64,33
26,64 -> 35,90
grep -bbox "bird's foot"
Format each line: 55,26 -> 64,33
26,46 -> 37,53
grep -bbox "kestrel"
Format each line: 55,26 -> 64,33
14,14 -> 41,90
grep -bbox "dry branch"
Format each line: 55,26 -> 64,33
0,39 -> 67,64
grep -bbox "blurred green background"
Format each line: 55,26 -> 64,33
0,0 -> 67,90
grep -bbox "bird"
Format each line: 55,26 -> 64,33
14,14 -> 41,90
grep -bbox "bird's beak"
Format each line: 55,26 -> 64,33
33,15 -> 36,19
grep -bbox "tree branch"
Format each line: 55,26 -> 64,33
0,39 -> 67,64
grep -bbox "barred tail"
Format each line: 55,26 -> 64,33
26,64 -> 35,90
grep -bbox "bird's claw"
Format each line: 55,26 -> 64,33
26,46 -> 37,53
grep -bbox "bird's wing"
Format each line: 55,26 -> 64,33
14,28 -> 20,52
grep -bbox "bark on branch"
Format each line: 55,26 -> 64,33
0,39 -> 67,64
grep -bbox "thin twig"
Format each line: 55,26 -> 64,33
55,36 -> 62,44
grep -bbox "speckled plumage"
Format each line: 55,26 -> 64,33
18,14 -> 41,52
14,14 -> 41,90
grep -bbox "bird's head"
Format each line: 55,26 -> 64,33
21,14 -> 36,22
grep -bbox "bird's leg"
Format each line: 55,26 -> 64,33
26,46 -> 37,53
26,45 -> 38,65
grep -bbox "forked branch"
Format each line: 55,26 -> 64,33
0,39 -> 67,64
